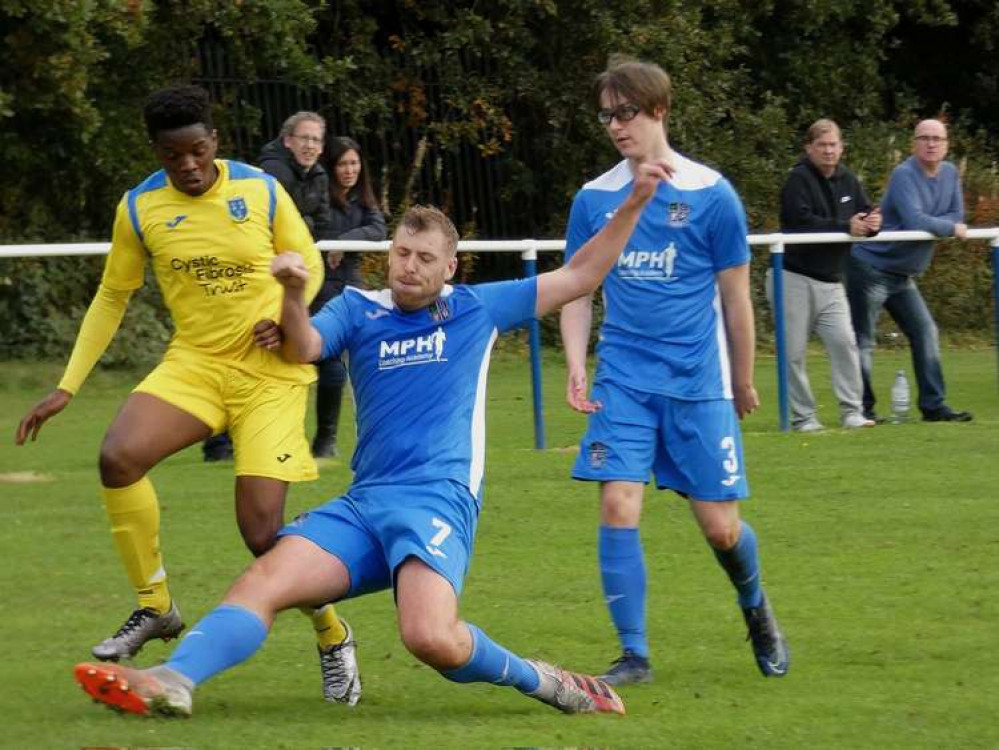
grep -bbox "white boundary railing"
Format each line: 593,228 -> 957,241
3,230 -> 998,443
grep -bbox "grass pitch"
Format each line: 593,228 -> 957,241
1,346 -> 997,748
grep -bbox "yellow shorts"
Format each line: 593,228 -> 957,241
133,351 -> 318,483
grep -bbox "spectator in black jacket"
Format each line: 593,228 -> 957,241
202,112 -> 335,462
308,136 -> 388,458
771,118 -> 882,431
258,112 -> 332,235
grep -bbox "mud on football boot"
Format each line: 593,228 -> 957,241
91,603 -> 185,661
742,591 -> 790,677
525,659 -> 625,715
318,618 -> 361,705
599,649 -> 653,686
74,662 -> 193,717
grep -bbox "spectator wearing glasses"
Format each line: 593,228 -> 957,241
846,119 -> 972,422
774,118 -> 881,432
259,112 -> 333,237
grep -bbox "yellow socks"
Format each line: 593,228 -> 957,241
308,603 -> 348,649
101,477 -> 171,614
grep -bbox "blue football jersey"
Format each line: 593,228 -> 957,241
311,278 -> 537,497
564,154 -> 750,400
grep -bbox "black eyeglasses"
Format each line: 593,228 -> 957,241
597,103 -> 641,126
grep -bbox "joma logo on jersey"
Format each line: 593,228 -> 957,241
378,327 -> 447,370
617,242 -> 679,281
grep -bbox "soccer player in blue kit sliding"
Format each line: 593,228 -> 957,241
559,59 -> 789,685
72,161 -> 672,717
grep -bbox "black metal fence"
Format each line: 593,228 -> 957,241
194,42 -> 525,256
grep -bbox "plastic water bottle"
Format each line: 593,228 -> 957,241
890,370 -> 910,423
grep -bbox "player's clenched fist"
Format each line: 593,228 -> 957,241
631,159 -> 674,202
271,252 -> 310,289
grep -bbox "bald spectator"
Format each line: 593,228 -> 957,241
846,119 -> 971,423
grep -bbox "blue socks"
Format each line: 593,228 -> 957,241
599,525 -> 648,658
712,521 -> 763,609
441,624 -> 540,693
165,604 -> 269,685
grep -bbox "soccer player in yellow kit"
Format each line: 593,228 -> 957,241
15,85 -> 361,705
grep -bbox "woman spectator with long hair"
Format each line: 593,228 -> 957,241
310,136 -> 387,457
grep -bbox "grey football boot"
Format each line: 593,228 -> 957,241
318,618 -> 361,705
91,603 -> 185,661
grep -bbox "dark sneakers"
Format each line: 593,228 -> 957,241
599,650 -> 653,686
922,406 -> 973,422
742,592 -> 789,678
202,432 -> 234,462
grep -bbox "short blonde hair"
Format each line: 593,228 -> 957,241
397,205 -> 459,256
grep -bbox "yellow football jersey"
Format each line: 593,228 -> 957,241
103,159 -> 322,382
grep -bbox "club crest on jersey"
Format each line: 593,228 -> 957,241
227,196 -> 249,222
378,326 -> 448,370
588,441 -> 608,469
668,201 -> 691,227
428,297 -> 450,322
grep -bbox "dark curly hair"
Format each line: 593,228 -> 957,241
143,85 -> 213,140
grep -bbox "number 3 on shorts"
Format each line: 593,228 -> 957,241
720,435 -> 738,474
425,517 -> 452,559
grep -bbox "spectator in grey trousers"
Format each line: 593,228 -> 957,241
773,118 -> 881,432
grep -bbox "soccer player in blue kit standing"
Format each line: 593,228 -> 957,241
559,59 -> 789,685
72,162 -> 672,717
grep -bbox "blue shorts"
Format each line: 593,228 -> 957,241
571,381 -> 749,501
278,480 -> 479,598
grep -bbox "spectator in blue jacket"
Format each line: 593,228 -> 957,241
846,119 -> 972,422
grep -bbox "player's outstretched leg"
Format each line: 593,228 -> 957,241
434,621 -> 624,716
742,590 -> 789,677
91,603 -> 185,661
315,611 -> 361,705
526,660 -> 626,715
74,663 -> 193,717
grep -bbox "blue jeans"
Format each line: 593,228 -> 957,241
845,255 -> 946,414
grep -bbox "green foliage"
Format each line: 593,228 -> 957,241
0,0 -> 328,365
1,0 -> 997,366
0,257 -> 170,366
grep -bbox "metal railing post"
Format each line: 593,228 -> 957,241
770,241 -> 790,432
522,241 -> 546,450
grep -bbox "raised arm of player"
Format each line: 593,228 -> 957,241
535,160 -> 670,318
270,252 -> 323,364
